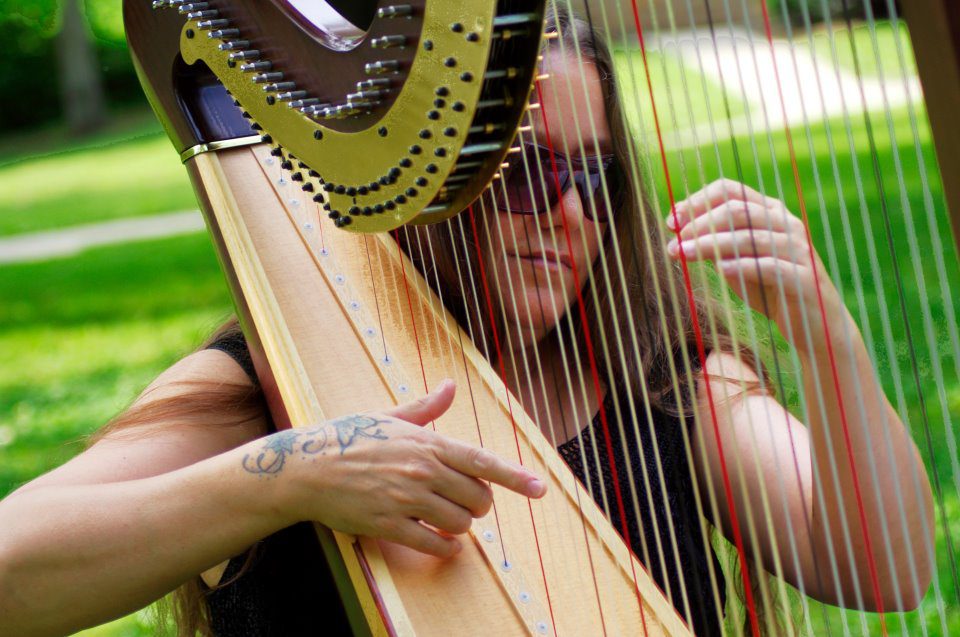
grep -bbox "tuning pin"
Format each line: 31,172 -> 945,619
263,82 -> 296,93
228,50 -> 260,61
365,60 -> 400,75
277,91 -> 307,102
253,72 -> 283,83
377,5 -> 413,18
219,40 -> 250,50
357,78 -> 391,91
208,28 -> 240,39
289,98 -> 321,108
180,3 -> 210,14
371,35 -> 407,49
196,18 -> 228,29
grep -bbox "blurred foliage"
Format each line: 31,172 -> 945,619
0,0 -> 143,133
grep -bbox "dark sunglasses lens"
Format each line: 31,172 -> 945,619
502,148 -> 565,213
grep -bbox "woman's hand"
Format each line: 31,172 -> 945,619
252,380 -> 546,558
664,178 -> 845,343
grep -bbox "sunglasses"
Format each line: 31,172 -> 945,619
492,141 -> 618,222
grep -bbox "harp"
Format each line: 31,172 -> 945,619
124,0 -> 959,635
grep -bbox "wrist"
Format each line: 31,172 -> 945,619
236,424 -> 336,527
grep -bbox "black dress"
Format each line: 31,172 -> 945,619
204,332 -> 725,636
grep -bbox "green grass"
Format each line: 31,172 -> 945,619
0,233 -> 233,497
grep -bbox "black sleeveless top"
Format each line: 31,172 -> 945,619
205,332 -> 725,636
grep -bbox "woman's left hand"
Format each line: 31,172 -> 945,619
664,178 -> 845,343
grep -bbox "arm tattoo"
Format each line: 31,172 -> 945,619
242,426 -> 329,475
241,415 -> 390,475
330,415 -> 389,454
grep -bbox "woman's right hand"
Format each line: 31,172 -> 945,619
249,379 -> 546,558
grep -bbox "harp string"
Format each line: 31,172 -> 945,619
644,0 -> 801,627
702,0 -> 862,624
703,0 -> 881,625
528,74 -> 654,621
788,0 -> 939,627
536,5 -> 705,627
361,234 -> 391,366
840,0 -> 960,612
463,202 -> 562,632
883,0 -> 960,620
443,215 -> 513,563
735,0 -> 898,626
598,2 -> 740,630
645,7 -> 811,634
478,181 -> 612,631
487,44 -> 652,627
790,0 -> 909,624
636,2 -> 815,626
611,2 -> 769,633
657,1 -> 828,628
813,0 -> 941,622
881,1 -> 960,523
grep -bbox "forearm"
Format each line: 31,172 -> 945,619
0,442 -> 289,636
799,311 -> 934,608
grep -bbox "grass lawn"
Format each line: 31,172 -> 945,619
0,233 -> 233,496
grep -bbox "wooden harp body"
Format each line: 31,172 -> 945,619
125,0 -> 960,635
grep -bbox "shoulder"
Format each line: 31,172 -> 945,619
688,349 -> 768,417
137,348 -> 257,403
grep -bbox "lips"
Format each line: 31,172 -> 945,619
510,248 -> 574,270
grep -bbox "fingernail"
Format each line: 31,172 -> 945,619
680,240 -> 696,256
665,215 -> 676,229
666,239 -> 678,255
451,540 -> 463,554
528,478 -> 546,498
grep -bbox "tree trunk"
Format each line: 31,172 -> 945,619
56,0 -> 107,135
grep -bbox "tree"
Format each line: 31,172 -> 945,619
55,0 -> 107,135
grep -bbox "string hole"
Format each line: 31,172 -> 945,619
335,274 -> 346,285
482,530 -> 495,542
519,591 -> 530,604
501,560 -> 512,572
536,622 -> 548,634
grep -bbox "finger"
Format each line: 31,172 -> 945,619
667,230 -> 803,263
415,493 -> 475,535
433,471 -> 494,518
389,519 -> 462,558
717,257 -> 810,286
668,178 -> 780,230
676,200 -> 801,242
383,379 -> 456,426
440,441 -> 546,499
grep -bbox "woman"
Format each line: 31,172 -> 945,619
0,8 -> 933,637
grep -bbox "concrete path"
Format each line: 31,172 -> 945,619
0,210 -> 205,264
